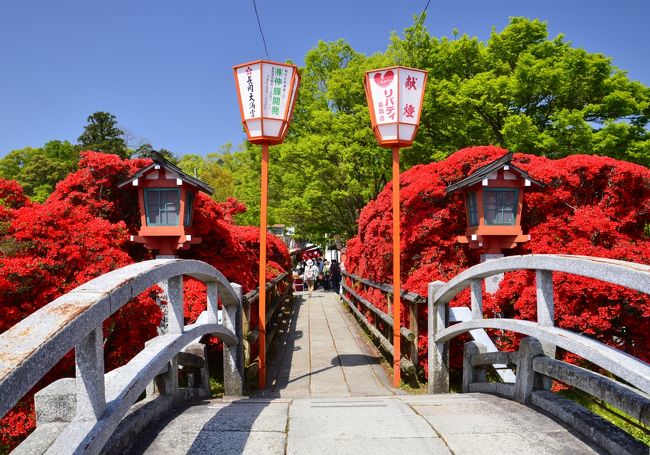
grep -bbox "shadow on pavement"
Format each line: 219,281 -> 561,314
257,293 -> 383,397
126,399 -> 272,455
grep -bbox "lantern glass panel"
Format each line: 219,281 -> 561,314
466,192 -> 479,226
184,192 -> 195,227
484,188 -> 518,225
145,188 -> 180,226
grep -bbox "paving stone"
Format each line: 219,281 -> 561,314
126,292 -> 605,455
443,430 -> 601,455
287,436 -> 450,455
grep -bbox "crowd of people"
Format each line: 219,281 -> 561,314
294,256 -> 342,297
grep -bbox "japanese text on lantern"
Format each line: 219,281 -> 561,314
262,65 -> 289,118
405,75 -> 417,90
383,89 -> 395,121
403,74 -> 417,118
246,66 -> 255,118
271,67 -> 286,116
369,69 -> 398,124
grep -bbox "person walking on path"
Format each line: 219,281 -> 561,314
322,259 -> 331,290
329,259 -> 342,294
303,259 -> 319,296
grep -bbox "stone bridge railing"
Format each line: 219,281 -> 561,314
427,254 -> 650,455
0,259 -> 244,455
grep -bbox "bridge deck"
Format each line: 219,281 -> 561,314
259,289 -> 394,398
127,291 -> 602,454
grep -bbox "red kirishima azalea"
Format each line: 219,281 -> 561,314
345,146 -> 650,377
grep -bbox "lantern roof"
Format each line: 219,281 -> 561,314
445,152 -> 544,194
118,151 -> 214,195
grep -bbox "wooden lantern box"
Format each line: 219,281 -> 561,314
446,153 -> 544,254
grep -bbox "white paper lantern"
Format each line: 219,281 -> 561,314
233,60 -> 300,144
364,66 -> 427,147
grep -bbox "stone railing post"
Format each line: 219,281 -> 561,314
206,281 -> 218,324
428,280 -> 448,393
535,270 -> 556,389
184,343 -> 210,397
223,282 -> 243,396
75,326 -> 106,420
470,278 -> 483,320
242,295 -> 251,369
408,299 -> 419,377
462,341 -> 487,393
514,336 -> 545,404
152,274 -> 184,399
161,275 -> 184,335
536,270 -> 554,326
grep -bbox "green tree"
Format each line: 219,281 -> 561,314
0,141 -> 79,202
78,111 -> 129,158
226,40 -> 394,241
177,146 -> 235,202
389,17 -> 650,165
227,18 -> 649,242
132,143 -> 179,164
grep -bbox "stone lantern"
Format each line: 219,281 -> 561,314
445,153 -> 544,255
119,151 -> 214,256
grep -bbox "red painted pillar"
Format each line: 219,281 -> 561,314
258,143 -> 269,389
392,145 -> 401,387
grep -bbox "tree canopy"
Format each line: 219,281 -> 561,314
0,17 -> 647,240
391,17 -> 650,166
0,141 -> 78,202
77,111 -> 129,158
224,17 -> 649,243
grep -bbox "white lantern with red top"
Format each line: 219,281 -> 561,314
233,60 -> 300,145
364,65 -> 427,388
364,66 -> 428,147
232,59 -> 300,390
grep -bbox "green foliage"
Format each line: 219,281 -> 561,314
177,145 -> 236,202
559,389 -> 650,445
77,111 -> 128,158
389,17 -> 650,165
227,40 -> 395,241
224,17 -> 648,242
0,112 -> 134,203
132,143 -> 179,164
0,141 -> 79,202
208,377 -> 225,398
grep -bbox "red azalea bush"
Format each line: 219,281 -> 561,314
345,146 -> 650,378
0,151 -> 289,451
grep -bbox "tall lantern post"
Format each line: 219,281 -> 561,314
364,66 -> 427,387
233,60 -> 300,389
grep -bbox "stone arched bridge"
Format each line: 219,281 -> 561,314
1,255 -> 648,454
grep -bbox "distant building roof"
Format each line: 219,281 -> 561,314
118,151 -> 214,195
445,152 -> 544,194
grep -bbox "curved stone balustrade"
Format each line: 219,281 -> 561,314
0,259 -> 244,455
436,319 -> 649,392
426,254 -> 650,455
432,254 -> 650,307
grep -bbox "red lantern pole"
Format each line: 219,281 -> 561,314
234,60 -> 300,390
392,145 -> 401,387
258,143 -> 269,389
364,66 -> 427,388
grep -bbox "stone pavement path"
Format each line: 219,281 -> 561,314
258,288 -> 393,398
127,290 -> 603,455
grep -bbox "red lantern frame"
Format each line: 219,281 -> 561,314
364,66 -> 428,147
233,60 -> 300,145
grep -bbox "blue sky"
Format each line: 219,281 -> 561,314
0,0 -> 648,157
